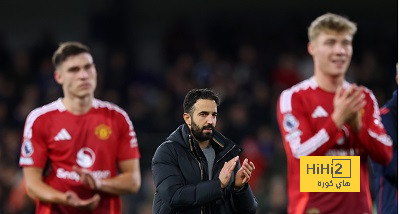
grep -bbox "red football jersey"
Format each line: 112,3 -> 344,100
276,78 -> 392,214
19,98 -> 140,214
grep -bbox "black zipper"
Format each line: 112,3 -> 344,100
212,144 -> 237,176
197,157 -> 204,180
189,135 -> 205,213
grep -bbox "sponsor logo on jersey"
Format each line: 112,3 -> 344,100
54,128 -> 72,141
283,114 -> 299,132
95,124 -> 112,140
76,147 -> 96,168
21,140 -> 34,157
56,168 -> 110,182
311,106 -> 328,118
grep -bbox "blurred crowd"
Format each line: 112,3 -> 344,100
0,19 -> 396,213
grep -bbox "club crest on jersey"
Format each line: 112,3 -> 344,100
283,113 -> 299,132
21,140 -> 34,157
95,124 -> 112,140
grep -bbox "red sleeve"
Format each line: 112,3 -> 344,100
116,109 -> 140,161
19,110 -> 48,168
277,90 -> 344,159
356,89 -> 393,165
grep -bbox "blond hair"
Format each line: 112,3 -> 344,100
308,13 -> 357,42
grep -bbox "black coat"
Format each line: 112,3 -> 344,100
152,124 -> 258,214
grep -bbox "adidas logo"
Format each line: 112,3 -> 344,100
312,106 -> 328,118
54,128 -> 72,141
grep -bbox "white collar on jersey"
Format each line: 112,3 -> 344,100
55,98 -> 100,112
310,77 -> 351,90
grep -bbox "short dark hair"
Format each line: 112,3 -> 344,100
183,88 -> 220,115
52,41 -> 91,68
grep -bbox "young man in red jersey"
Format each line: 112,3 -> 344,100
276,13 -> 393,214
19,42 -> 141,213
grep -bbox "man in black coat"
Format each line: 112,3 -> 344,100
152,88 -> 258,214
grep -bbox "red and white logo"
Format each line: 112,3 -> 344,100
76,147 -> 96,168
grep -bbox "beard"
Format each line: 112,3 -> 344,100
191,122 -> 215,142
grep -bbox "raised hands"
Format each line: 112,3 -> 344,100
218,156 -> 256,190
331,84 -> 366,131
73,165 -> 103,190
234,158 -> 255,189
219,156 -> 239,188
64,190 -> 100,210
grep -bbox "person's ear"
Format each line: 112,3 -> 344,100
54,70 -> 62,84
307,42 -> 314,55
183,113 -> 191,127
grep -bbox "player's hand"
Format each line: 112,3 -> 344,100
219,156 -> 239,188
234,158 -> 255,189
64,190 -> 100,210
346,110 -> 362,132
73,166 -> 102,190
332,84 -> 366,128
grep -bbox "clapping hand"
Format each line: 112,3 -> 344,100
73,166 -> 103,190
234,158 -> 255,189
332,84 -> 366,130
219,156 -> 239,188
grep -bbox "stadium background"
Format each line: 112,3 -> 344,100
0,0 -> 397,213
